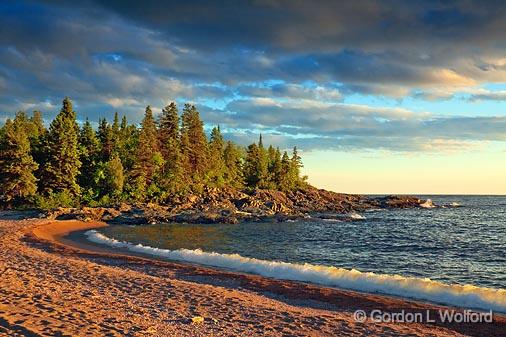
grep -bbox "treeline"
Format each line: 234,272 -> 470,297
0,97 -> 307,208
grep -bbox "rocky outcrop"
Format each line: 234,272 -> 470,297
42,186 -> 436,225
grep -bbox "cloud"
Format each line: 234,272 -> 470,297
468,91 -> 506,102
1,0 -> 506,153
198,97 -> 506,152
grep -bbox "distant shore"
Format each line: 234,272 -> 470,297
0,215 -> 503,336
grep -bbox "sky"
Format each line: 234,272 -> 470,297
1,0 -> 505,194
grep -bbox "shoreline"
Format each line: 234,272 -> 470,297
1,216 -> 504,336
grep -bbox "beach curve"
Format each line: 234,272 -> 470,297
0,216 -> 504,336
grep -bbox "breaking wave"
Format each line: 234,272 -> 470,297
85,230 -> 506,312
420,199 -> 436,208
349,213 -> 366,220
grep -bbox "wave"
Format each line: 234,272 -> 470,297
85,230 -> 506,312
420,199 -> 436,208
321,218 -> 341,222
349,213 -> 366,220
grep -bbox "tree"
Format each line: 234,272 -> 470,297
207,126 -> 226,186
97,118 -> 114,161
158,102 -> 184,193
30,111 -> 46,139
131,106 -> 162,197
268,147 -> 283,189
223,141 -> 244,188
79,118 -> 101,196
278,151 -> 294,192
0,117 -> 39,202
41,97 -> 81,197
104,154 -> 124,197
118,115 -> 138,170
180,104 -> 208,182
290,146 -> 306,189
158,102 -> 179,159
243,135 -> 269,189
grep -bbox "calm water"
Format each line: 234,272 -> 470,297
98,196 -> 506,289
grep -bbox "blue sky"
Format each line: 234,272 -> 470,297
1,0 -> 505,193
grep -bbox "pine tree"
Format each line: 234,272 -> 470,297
278,151 -> 293,192
104,154 -> 124,197
97,118 -> 114,161
290,146 -> 306,189
158,102 -> 184,192
0,118 -> 38,202
132,106 -> 162,198
41,97 -> 81,197
112,112 -> 120,134
268,147 -> 283,189
243,138 -> 269,189
180,104 -> 208,182
207,126 -> 226,186
79,118 -> 100,195
118,115 -> 137,170
31,111 -> 45,137
223,141 -> 244,188
158,102 -> 179,159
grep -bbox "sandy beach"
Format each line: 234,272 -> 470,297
0,215 -> 504,336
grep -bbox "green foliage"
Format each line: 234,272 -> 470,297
181,104 -> 208,183
41,97 -> 81,198
0,98 -> 308,208
243,135 -> 269,189
79,119 -> 100,190
207,126 -> 226,186
0,116 -> 39,202
133,106 -> 160,187
104,154 -> 125,197
223,141 -> 244,188
33,190 -> 77,210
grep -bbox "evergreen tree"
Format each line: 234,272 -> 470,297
278,151 -> 293,192
0,118 -> 38,202
268,147 -> 283,189
158,102 -> 184,193
207,126 -> 226,186
104,154 -> 124,197
223,141 -> 244,188
131,106 -> 162,198
31,111 -> 45,136
243,135 -> 269,189
243,138 -> 268,189
158,102 -> 179,159
290,146 -> 304,188
41,97 -> 81,197
180,104 -> 208,182
112,112 -> 120,134
118,115 -> 137,170
97,118 -> 114,161
79,118 -> 100,196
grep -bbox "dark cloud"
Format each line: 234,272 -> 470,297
1,0 -> 506,152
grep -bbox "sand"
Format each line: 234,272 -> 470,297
0,216 -> 504,336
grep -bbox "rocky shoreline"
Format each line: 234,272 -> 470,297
42,186 -> 436,225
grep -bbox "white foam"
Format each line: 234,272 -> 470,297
420,199 -> 436,208
349,213 -> 366,220
85,230 -> 506,312
321,218 -> 341,222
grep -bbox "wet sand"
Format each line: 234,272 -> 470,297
0,216 -> 504,336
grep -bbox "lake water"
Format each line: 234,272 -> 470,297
89,195 -> 506,311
